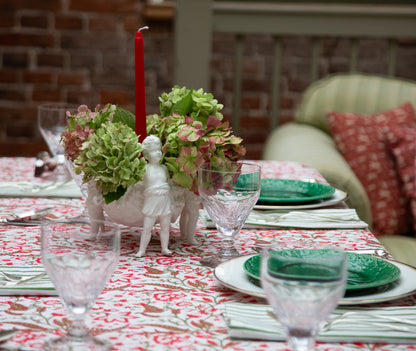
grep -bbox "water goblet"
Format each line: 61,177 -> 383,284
65,159 -> 89,219
41,220 -> 120,351
198,161 -> 261,267
261,243 -> 348,351
38,103 -> 78,181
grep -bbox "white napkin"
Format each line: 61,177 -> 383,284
0,180 -> 82,198
201,209 -> 368,229
222,302 -> 416,344
0,265 -> 56,296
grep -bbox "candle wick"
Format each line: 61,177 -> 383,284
138,26 -> 149,33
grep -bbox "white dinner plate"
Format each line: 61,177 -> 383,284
254,188 -> 347,210
214,254 -> 416,305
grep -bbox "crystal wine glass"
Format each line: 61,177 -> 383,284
198,161 -> 261,267
261,243 -> 348,351
38,103 -> 78,181
41,220 -> 120,351
65,159 -> 89,219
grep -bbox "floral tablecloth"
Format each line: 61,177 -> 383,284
1,157 -> 415,351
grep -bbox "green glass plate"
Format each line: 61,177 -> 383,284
258,179 -> 335,204
243,251 -> 401,291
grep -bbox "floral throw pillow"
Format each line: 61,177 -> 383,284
384,126 -> 416,233
327,102 -> 416,236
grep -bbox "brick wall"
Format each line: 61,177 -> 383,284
1,1 -> 416,159
0,0 -> 173,156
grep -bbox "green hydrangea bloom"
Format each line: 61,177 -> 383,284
148,87 -> 245,193
75,122 -> 146,203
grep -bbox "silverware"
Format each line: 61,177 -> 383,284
250,210 -> 358,223
268,310 -> 416,334
323,311 -> 416,332
0,329 -> 18,343
1,207 -> 53,226
0,272 -> 47,286
251,245 -> 389,258
0,270 -> 33,283
0,219 -> 42,226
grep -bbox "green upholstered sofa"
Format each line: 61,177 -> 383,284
263,73 -> 416,266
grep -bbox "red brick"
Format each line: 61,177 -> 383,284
0,88 -> 27,101
242,78 -> 271,93
100,90 -> 131,106
0,11 -> 15,27
61,32 -> 124,50
20,14 -> 49,28
66,89 -> 99,106
22,71 -> 54,84
57,72 -> 85,86
240,116 -> 270,129
32,88 -> 62,102
0,141 -> 46,157
0,33 -> 55,47
37,53 -> 65,68
241,95 -> 262,110
0,71 -> 19,83
123,14 -> 144,33
70,53 -> 96,70
3,52 -> 29,68
5,119 -> 38,138
70,0 -> 136,13
89,14 -> 119,32
0,0 -> 61,11
0,106 -> 36,121
55,14 -> 84,31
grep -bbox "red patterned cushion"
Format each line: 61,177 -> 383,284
327,102 -> 416,236
385,126 -> 416,233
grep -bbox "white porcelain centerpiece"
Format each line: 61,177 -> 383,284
62,86 -> 246,256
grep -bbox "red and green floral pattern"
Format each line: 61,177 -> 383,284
1,158 -> 415,351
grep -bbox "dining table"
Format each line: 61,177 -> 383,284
1,156 -> 416,351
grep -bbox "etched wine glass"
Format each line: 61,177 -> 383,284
65,159 -> 89,219
198,161 -> 261,267
261,243 -> 348,351
41,220 -> 120,351
38,103 -> 78,181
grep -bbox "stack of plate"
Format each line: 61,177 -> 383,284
214,253 -> 416,305
256,179 -> 346,210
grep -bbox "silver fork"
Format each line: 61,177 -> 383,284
0,272 -> 47,286
0,270 -> 28,282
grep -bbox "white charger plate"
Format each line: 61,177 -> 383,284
254,188 -> 347,210
214,254 -> 416,305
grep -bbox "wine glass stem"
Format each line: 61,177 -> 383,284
218,237 -> 239,257
68,318 -> 89,339
289,335 -> 315,351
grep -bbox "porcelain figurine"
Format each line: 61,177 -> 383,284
86,135 -> 200,256
137,135 -> 173,257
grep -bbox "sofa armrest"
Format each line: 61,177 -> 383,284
263,122 -> 373,227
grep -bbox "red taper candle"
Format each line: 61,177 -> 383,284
135,26 -> 148,142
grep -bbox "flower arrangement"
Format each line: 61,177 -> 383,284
62,86 -> 246,204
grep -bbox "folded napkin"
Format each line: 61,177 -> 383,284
201,209 -> 368,229
0,180 -> 82,198
0,265 -> 56,296
222,302 -> 416,344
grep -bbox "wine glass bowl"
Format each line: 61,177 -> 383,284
38,103 -> 78,180
261,244 -> 347,351
41,220 -> 120,351
198,161 -> 261,268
